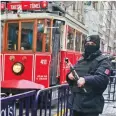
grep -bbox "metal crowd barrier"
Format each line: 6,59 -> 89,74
0,93 -> 7,98
1,90 -> 36,116
107,75 -> 116,101
108,76 -> 116,101
1,80 -> 115,116
104,70 -> 116,102
1,84 -> 72,116
33,84 -> 72,116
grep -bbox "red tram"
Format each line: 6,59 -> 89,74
1,1 -> 88,94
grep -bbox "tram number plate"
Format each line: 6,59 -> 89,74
52,89 -> 58,100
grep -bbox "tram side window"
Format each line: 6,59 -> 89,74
75,32 -> 81,51
67,26 -> 75,50
81,34 -> 86,52
7,23 -> 19,50
45,20 -> 51,52
21,22 -> 33,50
1,24 -> 3,51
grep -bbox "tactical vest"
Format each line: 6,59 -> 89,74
71,55 -> 108,93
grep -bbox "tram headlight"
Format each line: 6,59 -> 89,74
12,62 -> 24,75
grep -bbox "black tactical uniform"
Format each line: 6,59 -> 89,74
66,35 -> 111,116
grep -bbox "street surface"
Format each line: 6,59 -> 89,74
100,101 -> 116,116
99,90 -> 116,116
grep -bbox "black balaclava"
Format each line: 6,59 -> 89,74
84,35 -> 100,59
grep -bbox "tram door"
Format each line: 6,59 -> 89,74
50,20 -> 64,85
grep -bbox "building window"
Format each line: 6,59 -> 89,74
73,2 -> 75,11
108,46 -> 111,53
106,19 -> 110,28
100,2 -> 104,10
76,1 -> 79,12
106,29 -> 110,36
93,2 -> 98,11
101,41 -> 104,52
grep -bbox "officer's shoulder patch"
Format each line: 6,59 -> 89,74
104,69 -> 110,75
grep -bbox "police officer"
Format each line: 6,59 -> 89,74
66,35 -> 111,116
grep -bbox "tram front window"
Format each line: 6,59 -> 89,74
36,19 -> 51,52
36,23 -> 43,52
7,23 -> 19,50
21,22 -> 33,50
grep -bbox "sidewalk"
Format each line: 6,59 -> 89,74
100,101 -> 116,116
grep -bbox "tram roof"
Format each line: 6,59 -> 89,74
1,12 -> 88,35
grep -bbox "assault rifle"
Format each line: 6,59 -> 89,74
65,58 -> 87,93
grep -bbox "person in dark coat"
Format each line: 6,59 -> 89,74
66,35 -> 112,116
21,34 -> 31,50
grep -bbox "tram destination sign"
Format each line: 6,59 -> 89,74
6,1 -> 48,10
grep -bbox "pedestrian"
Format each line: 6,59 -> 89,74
66,35 -> 112,116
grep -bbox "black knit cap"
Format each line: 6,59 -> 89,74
85,35 -> 101,49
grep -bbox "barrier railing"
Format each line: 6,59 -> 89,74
0,93 -> 7,98
107,76 -> 116,101
1,81 -> 115,116
1,90 -> 36,116
1,84 -> 72,116
33,84 -> 72,116
104,75 -> 116,102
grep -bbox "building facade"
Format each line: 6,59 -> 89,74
56,1 -> 116,55
84,1 -> 116,55
53,1 -> 85,24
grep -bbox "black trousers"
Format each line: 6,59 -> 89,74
73,110 -> 99,116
